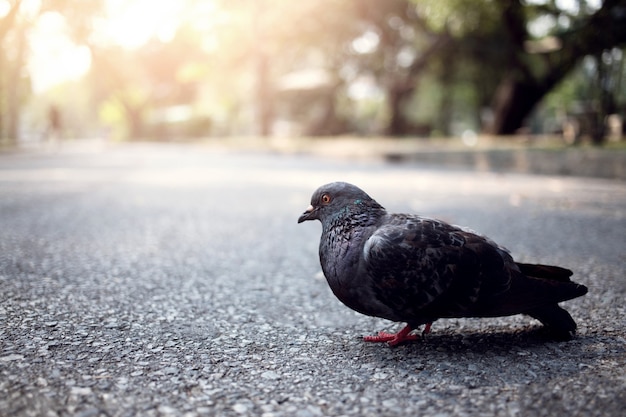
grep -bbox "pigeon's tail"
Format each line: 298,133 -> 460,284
516,263 -> 573,282
525,304 -> 578,340
516,262 -> 588,303
516,262 -> 588,340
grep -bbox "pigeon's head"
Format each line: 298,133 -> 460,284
298,182 -> 385,225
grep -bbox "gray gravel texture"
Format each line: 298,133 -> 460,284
1,141 -> 625,417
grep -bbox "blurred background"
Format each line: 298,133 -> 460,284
0,0 -> 625,146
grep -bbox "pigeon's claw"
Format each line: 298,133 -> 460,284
363,331 -> 400,343
422,322 -> 433,338
363,324 -> 419,347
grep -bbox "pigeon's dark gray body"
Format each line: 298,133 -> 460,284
298,182 -> 588,342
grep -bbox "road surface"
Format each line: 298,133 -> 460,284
1,141 -> 625,416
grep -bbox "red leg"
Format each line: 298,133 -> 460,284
363,324 -> 420,346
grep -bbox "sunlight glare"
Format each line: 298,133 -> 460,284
27,0 -> 202,92
0,2 -> 9,17
101,0 -> 184,48
28,12 -> 91,93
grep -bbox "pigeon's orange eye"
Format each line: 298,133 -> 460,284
321,194 -> 331,204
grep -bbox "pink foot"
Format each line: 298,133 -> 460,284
363,324 -> 421,347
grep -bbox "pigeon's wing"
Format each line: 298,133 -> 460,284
362,215 -> 515,322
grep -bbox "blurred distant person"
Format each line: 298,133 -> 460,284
47,105 -> 62,148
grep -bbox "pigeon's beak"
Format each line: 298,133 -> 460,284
298,205 -> 317,223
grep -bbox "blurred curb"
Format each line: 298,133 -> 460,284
261,136 -> 626,181
381,147 -> 626,180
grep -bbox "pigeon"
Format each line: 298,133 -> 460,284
298,182 -> 588,346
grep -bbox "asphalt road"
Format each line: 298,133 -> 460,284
1,141 -> 625,417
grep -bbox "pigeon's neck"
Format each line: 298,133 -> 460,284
324,202 -> 386,233
320,204 -> 386,265
319,204 -> 385,310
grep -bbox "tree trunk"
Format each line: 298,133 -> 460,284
384,34 -> 450,137
127,107 -> 144,139
253,0 -> 273,137
0,51 -> 5,142
7,24 -> 26,142
119,99 -> 145,140
435,51 -> 455,136
386,83 -> 415,136
256,51 -> 273,137
486,75 -> 545,135
0,0 -> 23,143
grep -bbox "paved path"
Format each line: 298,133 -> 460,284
1,142 -> 625,416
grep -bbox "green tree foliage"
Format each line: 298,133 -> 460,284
483,0 -> 626,136
3,0 -> 626,142
400,0 -> 626,138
